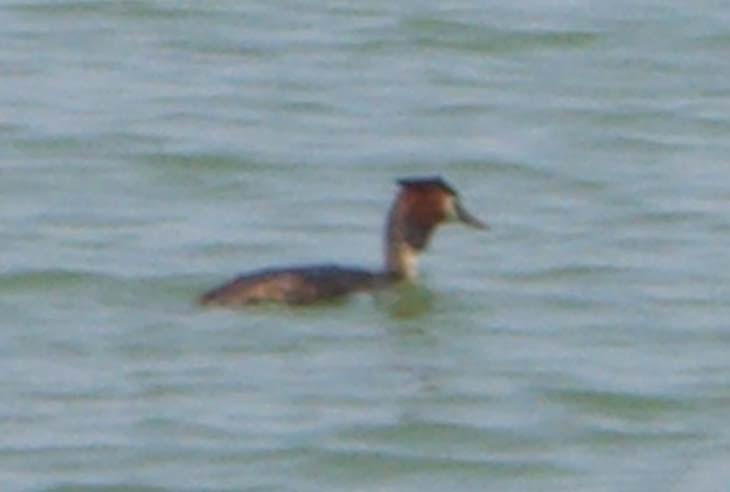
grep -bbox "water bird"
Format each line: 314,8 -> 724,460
200,177 -> 487,306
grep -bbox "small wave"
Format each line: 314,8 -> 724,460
40,485 -> 174,492
0,270 -> 203,308
0,269 -> 112,292
402,17 -> 599,54
543,387 -> 693,419
503,264 -> 627,283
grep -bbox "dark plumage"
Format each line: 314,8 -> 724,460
200,265 -> 390,306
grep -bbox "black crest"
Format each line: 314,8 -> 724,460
396,176 -> 457,195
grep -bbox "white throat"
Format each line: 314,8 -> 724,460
398,244 -> 419,280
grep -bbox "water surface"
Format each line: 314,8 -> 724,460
2,1 -> 730,491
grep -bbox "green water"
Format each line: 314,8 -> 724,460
3,1 -> 730,491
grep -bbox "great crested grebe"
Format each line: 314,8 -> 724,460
200,177 -> 486,306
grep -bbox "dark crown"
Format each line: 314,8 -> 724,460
396,176 -> 457,195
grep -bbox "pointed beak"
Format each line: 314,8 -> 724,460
455,200 -> 488,230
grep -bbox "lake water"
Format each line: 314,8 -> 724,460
3,1 -> 730,491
